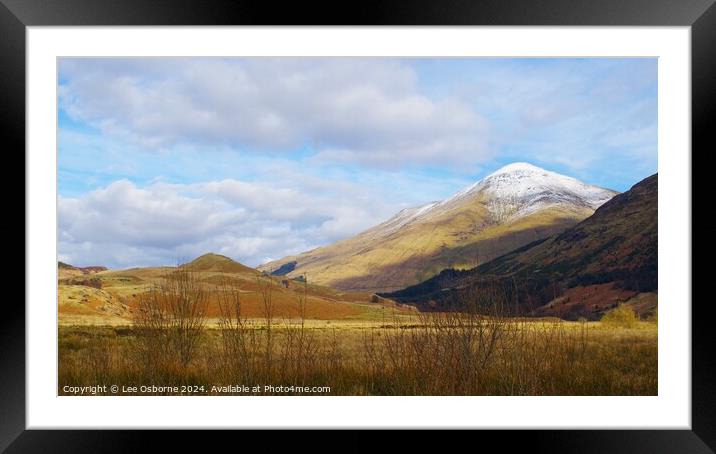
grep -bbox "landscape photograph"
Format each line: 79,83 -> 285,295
57,57 -> 657,396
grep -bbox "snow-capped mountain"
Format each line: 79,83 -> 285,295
366,162 -> 617,237
386,173 -> 657,320
259,163 -> 618,293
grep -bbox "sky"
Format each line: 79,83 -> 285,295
58,57 -> 657,269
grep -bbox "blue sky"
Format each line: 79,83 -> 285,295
58,57 -> 657,268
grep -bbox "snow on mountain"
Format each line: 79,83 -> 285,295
476,162 -> 617,221
375,201 -> 441,236
372,162 -> 617,231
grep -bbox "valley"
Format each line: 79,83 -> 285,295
58,163 -> 658,396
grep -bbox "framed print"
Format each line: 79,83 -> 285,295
5,0 -> 712,451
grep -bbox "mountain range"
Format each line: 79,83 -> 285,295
384,173 -> 658,320
259,163 -> 618,293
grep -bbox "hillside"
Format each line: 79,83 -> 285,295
58,253 -> 410,325
58,261 -> 109,280
385,174 -> 658,320
260,163 -> 617,292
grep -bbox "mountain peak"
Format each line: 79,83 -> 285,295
487,162 -> 546,177
476,163 -> 617,221
194,252 -> 233,262
417,162 -> 618,226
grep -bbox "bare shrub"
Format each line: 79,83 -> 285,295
277,279 -> 319,384
215,275 -> 324,389
134,266 -> 208,370
361,282 -> 519,395
255,276 -> 276,376
216,276 -> 260,383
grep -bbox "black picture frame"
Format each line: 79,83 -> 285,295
4,0 -> 711,452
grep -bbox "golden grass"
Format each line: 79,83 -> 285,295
58,317 -> 656,396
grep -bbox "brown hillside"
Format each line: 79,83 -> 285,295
59,254 -> 406,325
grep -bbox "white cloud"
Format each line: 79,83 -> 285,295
58,177 -> 407,269
59,58 -> 490,169
57,58 -> 657,268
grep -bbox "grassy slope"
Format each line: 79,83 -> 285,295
261,193 -> 594,292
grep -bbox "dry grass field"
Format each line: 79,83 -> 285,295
58,320 -> 657,396
58,309 -> 657,396
57,258 -> 657,396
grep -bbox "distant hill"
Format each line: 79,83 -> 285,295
58,262 -> 108,280
260,162 -> 617,293
384,174 -> 657,320
180,253 -> 257,274
58,253 -> 407,325
58,261 -> 108,273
